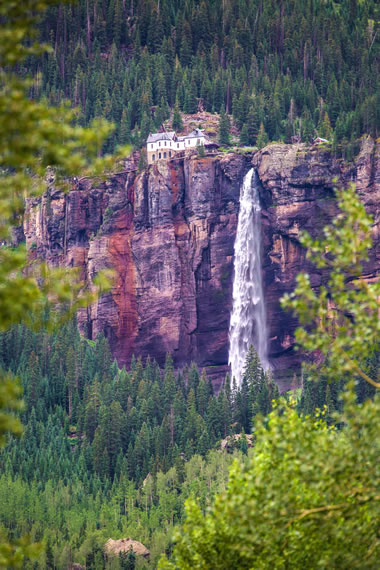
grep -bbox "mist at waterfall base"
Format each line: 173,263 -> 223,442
228,168 -> 270,387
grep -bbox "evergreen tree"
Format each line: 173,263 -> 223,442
172,104 -> 184,131
138,149 -> 148,171
239,124 -> 249,146
318,111 -> 333,140
218,107 -> 230,145
184,80 -> 198,114
256,122 -> 269,149
179,20 -> 192,67
119,109 -> 131,145
247,106 -> 260,145
45,538 -> 54,569
120,549 -> 136,569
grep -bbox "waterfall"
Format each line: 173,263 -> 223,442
228,168 -> 269,386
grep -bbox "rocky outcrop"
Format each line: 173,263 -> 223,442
24,140 -> 379,390
104,538 -> 150,558
24,153 -> 249,389
253,138 -> 380,390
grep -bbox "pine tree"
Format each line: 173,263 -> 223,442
243,345 -> 263,390
239,124 -> 249,146
218,107 -> 230,145
45,538 -> 54,569
172,104 -> 184,131
196,141 -> 205,157
318,111 -> 333,140
184,81 -> 198,114
247,106 -> 260,145
256,122 -> 269,149
108,401 -> 122,475
179,20 -> 192,67
239,428 -> 249,455
119,109 -> 131,145
66,346 -> 77,419
26,352 -> 40,411
120,548 -> 136,569
139,112 -> 152,147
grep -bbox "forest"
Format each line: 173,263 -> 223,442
0,321 -> 377,567
0,322 -> 274,566
22,0 -> 380,155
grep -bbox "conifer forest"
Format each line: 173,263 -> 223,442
28,0 -> 379,152
0,1 -> 379,568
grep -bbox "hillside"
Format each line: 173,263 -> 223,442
26,0 -> 379,156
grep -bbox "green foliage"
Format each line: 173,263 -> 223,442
218,108 -> 230,145
196,143 -> 205,158
239,124 -> 249,146
120,549 -> 136,569
0,319 -> 280,566
159,394 -> 380,569
14,0 -> 379,151
0,1 -> 124,565
318,111 -> 333,140
138,149 -> 148,171
1,3 -> 379,568
172,104 -> 184,131
0,0 -> 119,337
256,122 -> 269,149
0,372 -> 23,448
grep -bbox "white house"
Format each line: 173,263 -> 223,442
146,128 -> 207,164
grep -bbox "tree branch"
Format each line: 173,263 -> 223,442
287,494 -> 380,527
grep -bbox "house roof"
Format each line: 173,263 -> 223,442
186,128 -> 205,138
177,129 -> 207,142
147,131 -> 176,143
147,128 -> 207,144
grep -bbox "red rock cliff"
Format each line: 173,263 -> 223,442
254,138 -> 379,389
24,140 -> 379,390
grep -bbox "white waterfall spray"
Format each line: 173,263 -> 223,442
228,168 -> 269,386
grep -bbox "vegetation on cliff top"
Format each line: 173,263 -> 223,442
23,0 -> 379,156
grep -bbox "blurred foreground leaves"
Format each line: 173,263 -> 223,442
0,1 -> 126,566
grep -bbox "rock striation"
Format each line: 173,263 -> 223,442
24,140 -> 380,390
254,138 -> 380,389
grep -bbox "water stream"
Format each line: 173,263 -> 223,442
228,168 -> 269,386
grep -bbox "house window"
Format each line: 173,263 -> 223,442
197,139 -> 200,145
169,151 -> 171,157
164,152 -> 167,158
165,141 -> 167,146
159,142 -> 161,147
151,144 -> 154,149
152,154 -> 155,161
159,152 -> 161,159
177,143 -> 179,148
188,139 -> 190,144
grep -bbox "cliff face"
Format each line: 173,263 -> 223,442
254,138 -> 380,389
24,153 -> 249,389
24,140 -> 380,390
